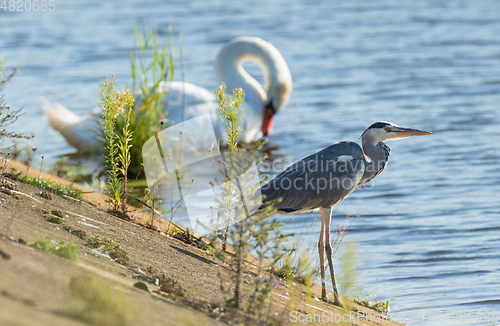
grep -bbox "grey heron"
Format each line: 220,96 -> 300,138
260,121 -> 433,306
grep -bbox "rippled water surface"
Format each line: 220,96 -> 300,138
1,1 -> 499,324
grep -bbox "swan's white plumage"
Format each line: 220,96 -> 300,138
41,98 -> 100,150
43,36 -> 292,151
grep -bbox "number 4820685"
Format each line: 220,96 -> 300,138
1,0 -> 55,11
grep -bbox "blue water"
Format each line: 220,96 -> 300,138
1,1 -> 500,325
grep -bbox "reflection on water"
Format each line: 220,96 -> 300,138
2,0 -> 500,324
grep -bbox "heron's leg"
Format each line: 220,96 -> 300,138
323,206 -> 342,307
318,207 -> 327,300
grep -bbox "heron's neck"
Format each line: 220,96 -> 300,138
360,139 -> 391,185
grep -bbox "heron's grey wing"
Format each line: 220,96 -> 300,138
261,141 -> 365,213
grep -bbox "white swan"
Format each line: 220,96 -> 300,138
42,36 -> 293,151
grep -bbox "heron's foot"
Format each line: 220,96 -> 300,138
321,285 -> 343,307
321,296 -> 344,308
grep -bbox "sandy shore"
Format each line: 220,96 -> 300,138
0,159 -> 404,325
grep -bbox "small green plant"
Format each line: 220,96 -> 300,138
276,215 -> 353,308
332,216 -> 353,258
171,227 -> 209,250
86,235 -> 129,266
208,84 -> 292,321
353,296 -> 391,315
166,225 -> 180,236
274,213 -> 322,285
62,225 -> 128,266
32,235 -> 79,261
99,76 -> 135,212
164,175 -> 195,235
117,95 -> 134,213
0,58 -> 33,153
120,21 -> 178,176
275,250 -> 316,286
208,199 -> 287,321
156,272 -> 185,296
142,187 -> 161,230
62,225 -> 88,241
212,83 -> 245,250
142,179 -> 194,235
338,241 -> 359,301
243,217 -> 287,318
11,171 -> 83,199
66,275 -> 137,326
215,83 -> 245,152
144,216 -> 156,230
208,84 -> 245,304
141,267 -> 185,297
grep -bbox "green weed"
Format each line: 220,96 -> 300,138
117,95 -> 134,213
353,296 -> 391,315
207,84 -> 292,322
243,216 -> 287,318
212,83 -> 246,250
86,235 -> 129,266
66,275 -> 137,326
98,76 -> 135,212
215,83 -> 245,152
119,21 -> 178,176
172,227 -> 209,250
274,251 -> 315,286
97,22 -> 179,211
32,235 -> 79,261
142,266 -> 186,297
142,186 -> 162,230
338,241 -> 359,301
12,172 -> 83,200
0,58 -> 33,152
274,213 -> 322,286
62,225 -> 88,241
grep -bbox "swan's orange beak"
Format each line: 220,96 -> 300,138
262,102 -> 276,136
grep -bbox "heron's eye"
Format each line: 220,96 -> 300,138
383,126 -> 390,131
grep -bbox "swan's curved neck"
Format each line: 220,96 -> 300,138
214,37 -> 290,111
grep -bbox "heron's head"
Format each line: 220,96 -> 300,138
361,121 -> 433,143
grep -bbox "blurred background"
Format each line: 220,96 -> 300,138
1,1 -> 499,324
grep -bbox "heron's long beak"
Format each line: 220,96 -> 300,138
262,101 -> 276,136
396,127 -> 433,136
392,127 -> 433,139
